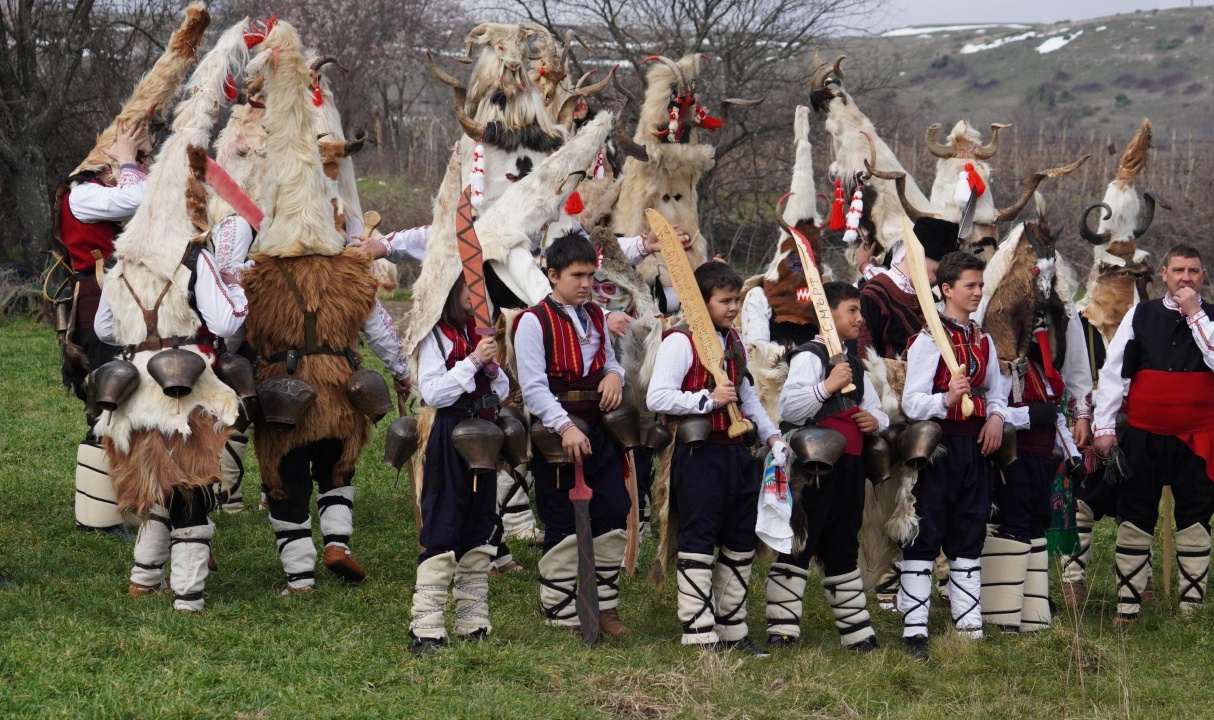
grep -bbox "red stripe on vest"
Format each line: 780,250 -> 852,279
907,321 -> 990,420
664,326 -> 744,432
516,297 -> 607,383
60,180 -> 120,272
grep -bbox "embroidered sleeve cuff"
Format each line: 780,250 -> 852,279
699,392 -> 716,413
379,236 -> 393,256
606,368 -> 624,381
861,263 -> 881,280
811,382 -> 830,404
1075,411 -> 1092,420
1094,427 -> 1116,438
556,420 -> 575,435
1188,310 -> 1208,327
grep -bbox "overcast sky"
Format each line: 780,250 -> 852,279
871,0 -> 1201,31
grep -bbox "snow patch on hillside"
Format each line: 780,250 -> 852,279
960,31 -> 1038,54
1037,30 -> 1083,54
882,23 -> 1030,38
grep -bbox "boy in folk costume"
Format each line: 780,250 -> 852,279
766,282 -> 887,651
409,276 -> 511,655
1094,246 -> 1214,622
647,262 -> 787,657
514,232 -> 631,636
239,23 -> 409,595
899,252 -> 1010,660
56,4 -> 209,536
93,18 -> 255,610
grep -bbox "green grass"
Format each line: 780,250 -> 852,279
1,315 -> 1211,718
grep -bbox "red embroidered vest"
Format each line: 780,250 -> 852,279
437,318 -> 495,420
908,318 -> 990,421
60,180 -> 121,272
515,296 -> 608,420
663,326 -> 746,432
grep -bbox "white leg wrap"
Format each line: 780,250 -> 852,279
75,441 -> 124,530
765,562 -> 808,639
490,549 -> 515,570
980,534 -> 1030,631
411,551 -> 456,640
1176,523 -> 1210,613
270,515 -> 317,590
948,559 -> 983,638
677,552 -> 718,645
538,534 -> 579,628
1061,499 -> 1094,585
898,560 -> 934,638
1115,521 -> 1154,618
498,469 -> 537,539
453,545 -> 493,636
712,547 -> 754,642
317,486 -> 355,550
130,507 -> 171,588
594,529 -> 627,611
169,521 -> 214,612
217,433 -> 248,513
1020,538 -> 1051,632
823,568 -> 876,647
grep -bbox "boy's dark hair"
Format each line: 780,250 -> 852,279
824,281 -> 861,309
1161,244 -> 1202,270
440,274 -> 468,328
545,231 -> 598,275
694,260 -> 743,301
936,251 -> 986,290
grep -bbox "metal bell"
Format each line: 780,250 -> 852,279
384,416 -> 420,470
884,424 -> 903,464
452,417 -> 505,471
147,348 -> 206,398
643,422 -> 674,453
990,423 -> 1019,469
216,353 -> 257,403
530,416 -> 590,466
498,405 -> 527,427
346,368 -> 393,424
602,403 -> 642,449
897,421 -> 944,470
862,434 -> 893,484
257,376 -> 318,431
90,358 -> 140,412
674,415 -> 712,449
788,425 -> 848,475
496,412 -> 530,467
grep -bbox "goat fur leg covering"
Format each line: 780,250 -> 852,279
411,551 -> 456,641
170,520 -> 214,612
1176,523 -> 1210,613
712,548 -> 754,642
130,507 -> 171,588
766,562 -> 808,640
453,545 -> 494,637
106,411 -> 229,518
677,552 -> 718,645
1115,521 -> 1154,619
538,534 -> 580,628
824,568 -> 876,647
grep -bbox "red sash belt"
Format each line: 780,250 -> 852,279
1127,370 -> 1214,482
819,406 -> 863,456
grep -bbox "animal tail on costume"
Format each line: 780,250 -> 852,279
411,405 -> 436,533
650,419 -> 680,590
859,475 -> 902,591
107,408 -> 229,518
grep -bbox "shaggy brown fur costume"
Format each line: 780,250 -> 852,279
106,408 -> 229,516
763,233 -> 822,326
243,248 -> 378,497
983,221 -> 1065,373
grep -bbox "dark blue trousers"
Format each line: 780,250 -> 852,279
777,454 -> 865,577
532,422 -> 628,553
673,441 -> 760,556
418,413 -> 499,561
904,433 -> 991,562
992,453 -> 1054,540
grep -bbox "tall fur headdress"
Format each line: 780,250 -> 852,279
253,22 -> 346,258
209,73 -> 267,226
111,20 -> 253,281
73,3 -> 211,177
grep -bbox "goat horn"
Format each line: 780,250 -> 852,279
810,48 -> 824,70
1133,191 -> 1171,239
972,122 -> 1012,160
809,53 -> 846,92
611,74 -> 649,162
556,95 -> 579,128
994,154 -> 1091,224
858,131 -> 877,180
1079,203 -> 1112,244
775,192 -> 794,235
574,64 -> 616,97
719,95 -> 764,125
644,55 -> 688,96
427,54 -> 482,140
572,69 -> 598,90
460,24 -> 490,64
426,52 -> 465,90
310,56 -> 346,75
865,161 -> 926,222
924,123 -> 953,159
560,30 -> 573,67
520,23 -> 549,40
344,127 -> 367,156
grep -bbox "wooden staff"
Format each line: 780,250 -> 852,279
646,208 -> 753,438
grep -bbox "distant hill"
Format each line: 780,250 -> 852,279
831,6 -> 1214,137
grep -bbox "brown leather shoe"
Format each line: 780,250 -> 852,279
1141,585 -> 1157,603
599,608 -> 631,637
1062,582 -> 1086,607
323,545 -> 366,584
208,553 -> 217,572
281,585 -> 315,596
489,559 -> 529,578
128,581 -> 163,598
1113,613 -> 1137,626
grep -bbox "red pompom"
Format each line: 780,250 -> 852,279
222,74 -> 237,102
564,191 -> 584,216
312,85 -> 323,106
828,179 -> 847,231
966,162 -> 987,198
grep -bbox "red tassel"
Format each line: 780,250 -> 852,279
966,162 -> 986,197
222,74 -> 237,102
564,191 -> 584,216
699,115 -> 723,131
312,85 -> 323,106
828,179 -> 846,231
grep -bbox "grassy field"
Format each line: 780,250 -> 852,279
1,314 -> 1212,719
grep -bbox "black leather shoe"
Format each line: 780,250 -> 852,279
767,633 -> 798,649
717,636 -> 771,659
461,628 -> 489,642
849,637 -> 879,653
409,635 -> 448,657
904,636 -> 929,662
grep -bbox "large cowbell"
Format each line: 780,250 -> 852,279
147,348 -> 206,398
384,415 -> 421,471
531,416 -> 590,466
90,359 -> 140,412
788,425 -> 848,475
452,417 -> 506,471
257,376 -> 318,431
346,368 -> 393,424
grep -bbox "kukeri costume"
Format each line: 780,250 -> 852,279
1093,295 -> 1214,619
765,338 -> 887,649
646,325 -> 779,648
